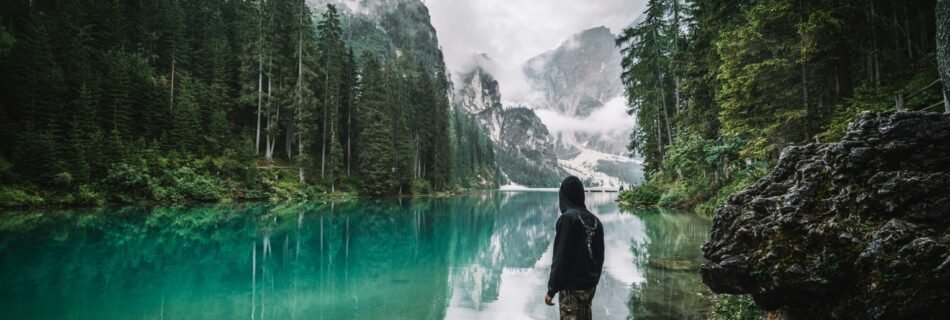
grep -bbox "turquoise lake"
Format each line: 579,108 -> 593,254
0,191 -> 712,319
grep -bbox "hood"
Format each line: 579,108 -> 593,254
559,176 -> 586,214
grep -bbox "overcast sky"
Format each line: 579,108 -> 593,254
427,0 -> 646,99
427,0 -> 646,140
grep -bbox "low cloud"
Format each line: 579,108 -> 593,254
428,0 -> 646,103
533,96 -> 634,134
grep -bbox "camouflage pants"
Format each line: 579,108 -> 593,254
558,288 -> 596,320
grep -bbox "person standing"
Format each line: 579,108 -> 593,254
544,176 -> 605,320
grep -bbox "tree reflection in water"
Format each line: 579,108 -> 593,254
0,192 -> 712,319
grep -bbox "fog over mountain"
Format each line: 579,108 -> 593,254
428,0 -> 645,107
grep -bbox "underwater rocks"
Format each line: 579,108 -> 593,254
701,112 -> 950,319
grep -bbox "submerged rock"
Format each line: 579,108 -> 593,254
701,112 -> 950,319
648,259 -> 697,271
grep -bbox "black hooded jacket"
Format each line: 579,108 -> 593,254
547,176 -> 605,296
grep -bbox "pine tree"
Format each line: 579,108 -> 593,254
292,0 -> 319,183
341,48 -> 358,177
717,0 -> 843,160
104,53 -> 135,141
386,59 -> 414,194
170,74 -> 202,152
356,54 -> 395,196
430,61 -> 454,190
617,0 -> 674,175
316,3 -> 345,179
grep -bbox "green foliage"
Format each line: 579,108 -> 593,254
74,185 -> 104,207
355,54 -> 395,196
616,0 -> 682,174
411,178 -> 432,195
818,66 -> 944,142
0,185 -> 45,207
618,133 -> 764,213
158,168 -> 223,202
716,0 -> 835,160
657,184 -> 686,207
618,0 -> 939,214
709,294 -> 762,320
451,110 -> 500,189
102,163 -> 156,203
0,0 -> 475,205
619,182 -> 662,207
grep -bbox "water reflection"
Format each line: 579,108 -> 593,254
0,192 -> 711,319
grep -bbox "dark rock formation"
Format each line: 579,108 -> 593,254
701,112 -> 950,319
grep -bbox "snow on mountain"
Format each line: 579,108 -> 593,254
455,62 -> 563,187
558,148 -> 643,188
521,26 -> 641,187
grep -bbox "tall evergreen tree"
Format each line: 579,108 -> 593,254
316,4 -> 345,179
355,54 -> 395,196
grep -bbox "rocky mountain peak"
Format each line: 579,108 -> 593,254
457,66 -> 503,117
523,26 -> 623,117
454,60 -> 563,187
517,26 -> 639,187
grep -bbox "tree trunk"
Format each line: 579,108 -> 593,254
346,107 -> 352,177
799,0 -> 811,136
675,78 -> 682,113
292,1 -> 302,166
255,3 -> 263,155
870,0 -> 881,86
938,0 -> 950,112
269,93 -> 280,159
329,124 -> 336,190
893,8 -> 901,53
919,10 -> 929,52
256,60 -> 263,155
836,40 -> 854,99
904,4 -> 914,59
658,84 -> 673,145
285,124 -> 293,159
170,53 -> 176,110
321,45 -> 329,178
672,0 -> 682,113
655,111 -> 663,160
265,72 -> 274,164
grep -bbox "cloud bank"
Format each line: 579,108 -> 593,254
533,96 -> 634,134
427,0 -> 646,106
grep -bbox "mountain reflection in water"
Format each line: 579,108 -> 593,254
0,192 -> 711,319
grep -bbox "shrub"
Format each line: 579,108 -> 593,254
412,178 -> 432,195
657,183 -> 686,207
101,163 -> 155,203
620,182 -> 662,206
0,185 -> 44,207
709,294 -> 761,320
160,167 -> 222,202
74,184 -> 105,206
51,171 -> 74,189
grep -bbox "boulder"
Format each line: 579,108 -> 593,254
701,112 -> 950,319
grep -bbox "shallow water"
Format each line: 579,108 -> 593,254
0,192 -> 712,319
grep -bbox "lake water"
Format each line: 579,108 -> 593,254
0,191 -> 712,319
